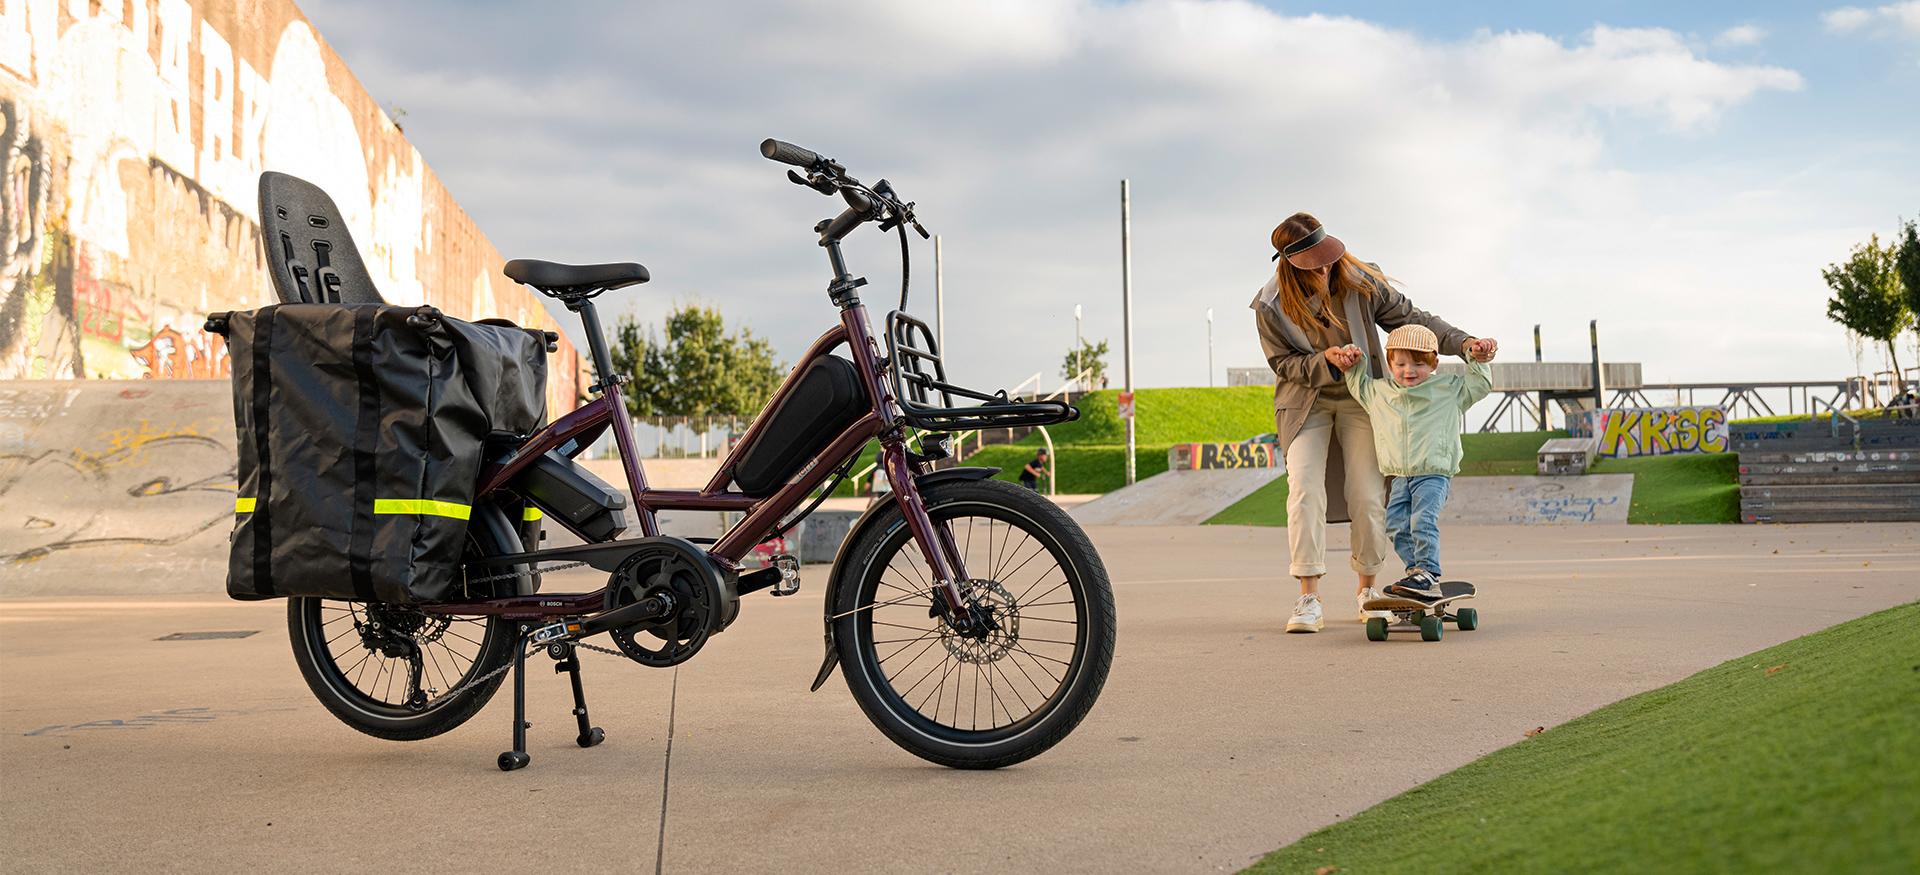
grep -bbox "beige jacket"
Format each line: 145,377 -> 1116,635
1250,270 -> 1472,519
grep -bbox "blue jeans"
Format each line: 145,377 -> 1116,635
1385,475 -> 1451,577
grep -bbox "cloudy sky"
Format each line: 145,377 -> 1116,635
299,0 -> 1920,403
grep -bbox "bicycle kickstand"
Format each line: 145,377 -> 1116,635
551,642 -> 605,749
498,624 -> 532,772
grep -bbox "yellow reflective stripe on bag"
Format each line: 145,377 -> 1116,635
372,499 -> 472,520
522,507 -> 543,521
235,497 -> 256,513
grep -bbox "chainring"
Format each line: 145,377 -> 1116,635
603,539 -> 732,668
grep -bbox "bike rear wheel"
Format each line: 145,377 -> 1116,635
288,596 -> 514,741
833,478 -> 1115,768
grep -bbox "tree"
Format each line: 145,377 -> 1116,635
1061,338 -> 1110,386
1823,234 -> 1912,395
609,304 -> 785,416
1895,218 -> 1920,343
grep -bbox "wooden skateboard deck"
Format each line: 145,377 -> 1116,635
1363,581 -> 1478,641
1362,580 -> 1475,612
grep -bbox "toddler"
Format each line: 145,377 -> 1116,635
1325,324 -> 1493,601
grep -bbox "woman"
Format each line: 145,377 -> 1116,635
1251,213 -> 1495,632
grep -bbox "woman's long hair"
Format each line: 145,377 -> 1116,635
1270,212 -> 1391,334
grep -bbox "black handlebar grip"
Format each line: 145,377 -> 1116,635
760,138 -> 821,167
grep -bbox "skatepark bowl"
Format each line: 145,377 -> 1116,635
4,511 -> 1917,871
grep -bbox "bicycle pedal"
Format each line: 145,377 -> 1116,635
769,554 -> 801,597
529,621 -> 574,645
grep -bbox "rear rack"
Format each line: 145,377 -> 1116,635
885,311 -> 1078,431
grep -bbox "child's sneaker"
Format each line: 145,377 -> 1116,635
1358,588 -> 1392,622
1385,571 -> 1442,602
1286,593 -> 1324,633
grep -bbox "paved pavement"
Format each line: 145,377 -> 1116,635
3,522 -> 1917,873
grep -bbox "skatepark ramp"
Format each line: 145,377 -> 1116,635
1,381 -> 236,594
1070,469 -> 1283,526
1734,418 -> 1920,523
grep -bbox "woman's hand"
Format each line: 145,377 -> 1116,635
1323,345 -> 1362,370
1465,337 -> 1498,362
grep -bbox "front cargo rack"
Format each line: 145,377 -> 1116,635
885,310 -> 1079,432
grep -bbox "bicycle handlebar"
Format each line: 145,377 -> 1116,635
760,138 -> 821,168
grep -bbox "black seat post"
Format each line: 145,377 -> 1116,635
570,299 -> 618,392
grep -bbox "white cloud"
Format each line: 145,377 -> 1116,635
1714,24 -> 1767,46
293,0 -> 1905,398
1823,2 -> 1920,36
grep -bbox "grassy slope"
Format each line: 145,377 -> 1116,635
1590,453 -> 1741,524
1248,601 -> 1920,874
1205,431 -> 1572,527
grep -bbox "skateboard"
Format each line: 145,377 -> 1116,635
1361,581 -> 1477,642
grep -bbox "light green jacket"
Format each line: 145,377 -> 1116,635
1343,354 -> 1492,477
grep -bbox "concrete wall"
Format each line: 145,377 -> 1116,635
0,0 -> 583,410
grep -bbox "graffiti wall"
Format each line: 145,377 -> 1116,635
1167,442 -> 1282,471
1592,406 -> 1729,458
0,0 -> 581,410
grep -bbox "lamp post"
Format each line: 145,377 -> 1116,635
1121,179 -> 1135,486
1074,303 -> 1083,389
1206,307 -> 1214,388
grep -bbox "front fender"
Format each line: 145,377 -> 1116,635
808,466 -> 1000,691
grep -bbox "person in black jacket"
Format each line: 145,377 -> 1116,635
1020,450 -> 1051,491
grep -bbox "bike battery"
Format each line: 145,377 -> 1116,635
517,450 -> 629,541
731,355 -> 869,496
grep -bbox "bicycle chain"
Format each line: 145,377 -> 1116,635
430,627 -> 635,703
425,559 -> 641,702
462,559 -> 594,588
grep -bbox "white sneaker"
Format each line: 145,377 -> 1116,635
1286,594 -> 1324,633
1358,588 -> 1392,622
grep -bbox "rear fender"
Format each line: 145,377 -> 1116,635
808,466 -> 1001,691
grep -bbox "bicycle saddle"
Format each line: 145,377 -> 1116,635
503,259 -> 649,299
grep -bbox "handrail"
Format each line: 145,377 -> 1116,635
1808,396 -> 1861,445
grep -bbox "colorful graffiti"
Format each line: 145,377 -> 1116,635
1594,406 -> 1729,458
0,0 -> 581,409
1168,442 -> 1282,470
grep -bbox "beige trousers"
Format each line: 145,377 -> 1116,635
1284,394 -> 1391,578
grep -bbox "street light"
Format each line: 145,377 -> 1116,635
1074,303 -> 1083,389
1206,307 -> 1214,388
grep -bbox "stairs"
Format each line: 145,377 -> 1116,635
1733,418 -> 1920,523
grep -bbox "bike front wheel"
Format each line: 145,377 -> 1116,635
832,478 -> 1116,768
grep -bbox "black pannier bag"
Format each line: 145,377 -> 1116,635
731,355 -> 868,496
217,303 -> 548,603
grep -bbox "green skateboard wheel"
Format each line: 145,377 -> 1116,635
1366,617 -> 1388,641
1456,607 -> 1479,631
1420,614 -> 1443,642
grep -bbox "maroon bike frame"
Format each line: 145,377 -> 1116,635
431,303 -> 972,620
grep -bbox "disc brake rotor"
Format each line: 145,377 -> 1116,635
942,579 -> 1019,665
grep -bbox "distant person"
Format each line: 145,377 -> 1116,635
1020,449 -> 1050,491
1328,325 -> 1495,600
1253,212 -> 1496,633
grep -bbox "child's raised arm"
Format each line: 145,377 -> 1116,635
1459,348 -> 1493,409
1336,346 -> 1374,404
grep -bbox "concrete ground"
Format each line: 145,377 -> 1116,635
3,523 -> 1917,873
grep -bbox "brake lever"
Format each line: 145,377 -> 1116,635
788,169 -> 839,196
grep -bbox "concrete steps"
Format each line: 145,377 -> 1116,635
1736,419 -> 1920,523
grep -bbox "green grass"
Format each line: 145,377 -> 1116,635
1590,452 -> 1741,524
1023,386 -> 1276,446
1731,407 -> 1892,425
964,443 -> 1172,494
1206,475 -> 1292,526
1247,601 -> 1920,874
1203,431 -> 1573,527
